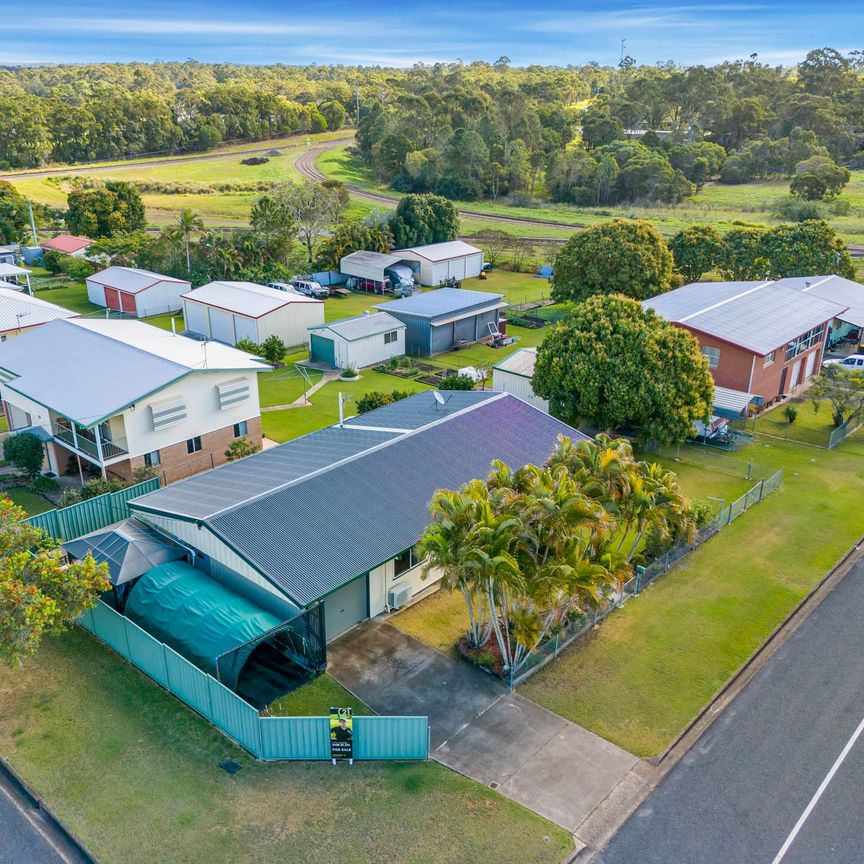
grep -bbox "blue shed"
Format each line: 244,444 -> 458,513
373,288 -> 505,356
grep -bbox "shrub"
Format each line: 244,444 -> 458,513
131,465 -> 158,483
60,488 -> 82,507
42,249 -> 64,274
61,256 -> 94,280
225,436 -> 261,462
471,652 -> 495,670
438,375 -> 475,391
235,337 -> 263,356
341,363 -> 359,378
30,474 -> 59,495
357,391 -> 393,413
81,477 -> 126,500
3,432 -> 44,480
259,335 -> 287,365
783,405 -> 799,424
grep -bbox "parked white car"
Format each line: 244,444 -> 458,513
292,279 -> 329,299
266,281 -> 302,294
822,353 -> 864,370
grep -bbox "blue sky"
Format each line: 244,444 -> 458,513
1,1 -> 861,67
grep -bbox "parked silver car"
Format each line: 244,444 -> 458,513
291,279 -> 329,299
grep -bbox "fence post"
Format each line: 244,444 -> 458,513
759,478 -> 765,501
747,460 -> 752,481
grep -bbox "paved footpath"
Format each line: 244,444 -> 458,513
328,621 -> 639,836
598,556 -> 864,864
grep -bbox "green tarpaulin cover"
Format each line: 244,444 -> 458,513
125,560 -> 281,678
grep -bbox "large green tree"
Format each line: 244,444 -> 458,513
316,218 -> 394,271
719,227 -> 769,280
533,294 -> 714,446
65,182 -> 146,238
669,225 -> 724,283
552,219 -> 674,303
272,181 -> 347,263
389,193 -> 460,249
761,220 -> 855,279
0,498 -> 110,666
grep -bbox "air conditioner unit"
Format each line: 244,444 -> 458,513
388,583 -> 413,610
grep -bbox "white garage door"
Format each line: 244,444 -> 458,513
324,575 -> 368,641
209,308 -> 235,344
184,302 -> 210,337
234,315 -> 258,344
448,257 -> 467,280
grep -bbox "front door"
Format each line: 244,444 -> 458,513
779,366 -> 788,395
804,350 -> 817,381
324,575 -> 368,642
790,359 -> 802,388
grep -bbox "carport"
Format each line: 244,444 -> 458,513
124,560 -> 321,705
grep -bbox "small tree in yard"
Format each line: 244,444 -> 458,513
0,497 -> 110,666
273,181 -> 346,264
809,368 -> 864,427
225,436 -> 261,462
3,432 -> 44,481
532,294 -> 714,447
259,335 -> 287,365
552,219 -> 674,303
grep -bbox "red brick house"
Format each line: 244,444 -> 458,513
644,280 -> 847,403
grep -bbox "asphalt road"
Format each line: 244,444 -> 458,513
600,554 -> 864,864
0,784 -> 66,864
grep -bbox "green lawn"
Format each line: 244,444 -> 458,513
33,281 -> 101,316
262,371 -> 432,442
5,487 -> 56,516
259,366 -> 325,409
268,674 -> 373,717
0,630 -> 570,864
519,435 -> 864,757
755,397 -> 844,447
390,590 -> 470,657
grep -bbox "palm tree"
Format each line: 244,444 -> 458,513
177,208 -> 204,274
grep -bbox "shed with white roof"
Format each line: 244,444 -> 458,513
182,281 -> 324,348
394,241 -> 484,285
86,266 -> 191,317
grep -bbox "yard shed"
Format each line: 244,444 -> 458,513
492,347 -> 548,412
86,266 -> 191,317
0,264 -> 32,294
308,311 -> 405,369
340,250 -> 414,293
395,241 -> 484,285
41,234 -> 93,257
374,288 -> 505,356
182,281 -> 324,348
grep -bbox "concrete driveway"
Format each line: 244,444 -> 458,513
327,619 -> 640,834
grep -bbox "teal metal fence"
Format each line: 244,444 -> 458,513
23,478 -> 160,541
79,601 -> 429,761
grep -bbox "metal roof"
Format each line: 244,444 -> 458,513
41,235 -> 92,254
344,389 -> 497,431
0,287 -> 78,333
0,263 -> 32,278
396,241 -> 482,261
183,281 -> 321,318
712,386 -> 758,419
131,392 -> 585,607
644,281 -> 847,355
375,288 -> 503,320
493,347 -> 537,378
131,425 -> 399,520
87,266 -> 189,294
310,311 -> 404,342
0,318 -> 267,427
340,250 -> 403,268
777,275 -> 864,328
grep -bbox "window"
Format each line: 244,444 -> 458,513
701,346 -> 720,369
384,330 -> 398,345
233,420 -> 248,438
393,544 -> 424,578
143,450 -> 161,467
186,436 -> 202,454
784,325 -> 825,362
763,351 -> 775,367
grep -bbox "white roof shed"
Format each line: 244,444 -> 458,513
492,347 -> 549,413
308,311 -> 405,370
182,281 -> 324,349
86,267 -> 191,318
394,241 -> 484,286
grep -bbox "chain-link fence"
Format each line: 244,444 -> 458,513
509,467 -> 783,689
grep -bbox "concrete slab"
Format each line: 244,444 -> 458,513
329,619 -> 639,836
327,620 -> 504,748
436,695 -> 638,833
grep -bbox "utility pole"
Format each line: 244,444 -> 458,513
27,200 -> 38,246
620,38 -> 626,64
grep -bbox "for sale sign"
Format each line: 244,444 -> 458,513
330,706 -> 353,760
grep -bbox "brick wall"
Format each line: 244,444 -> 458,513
109,415 -> 263,485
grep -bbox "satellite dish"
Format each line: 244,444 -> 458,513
433,391 -> 446,406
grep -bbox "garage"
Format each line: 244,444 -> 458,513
182,281 -> 324,348
85,266 -> 191,317
308,311 -> 405,369
394,241 -> 483,286
104,287 -> 121,311
323,574 -> 368,641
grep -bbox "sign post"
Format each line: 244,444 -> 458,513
330,707 -> 353,765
